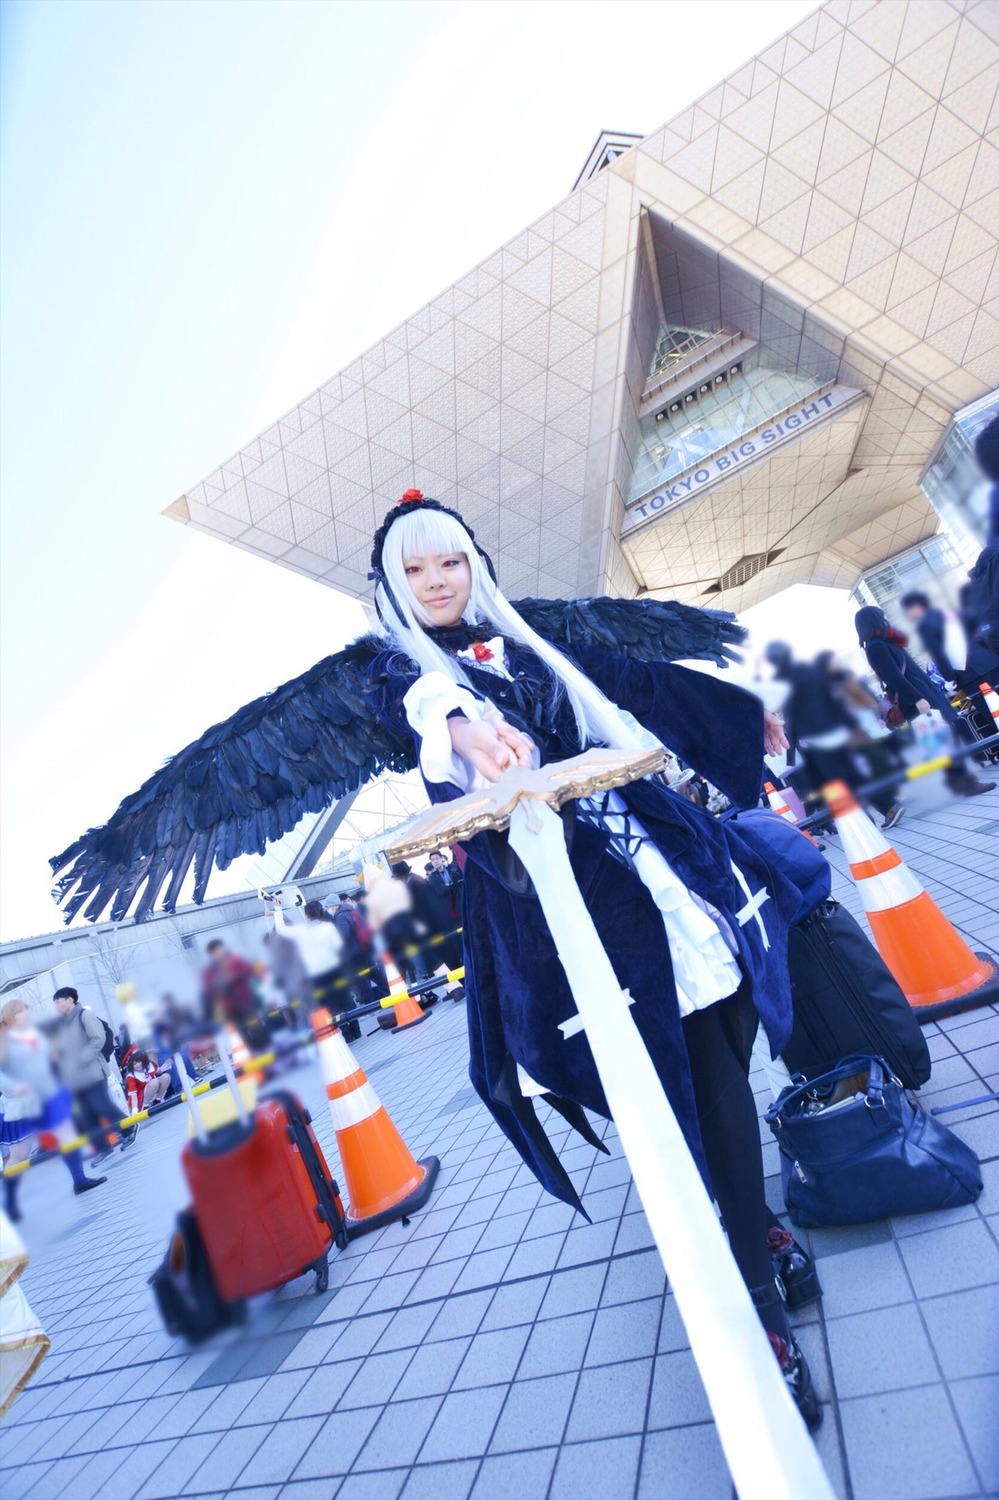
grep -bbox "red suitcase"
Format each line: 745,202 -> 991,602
182,1088 -> 347,1301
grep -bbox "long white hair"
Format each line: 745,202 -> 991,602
376,507 -> 648,751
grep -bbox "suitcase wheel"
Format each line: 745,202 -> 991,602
315,1259 -> 329,1294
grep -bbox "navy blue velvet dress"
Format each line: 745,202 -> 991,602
365,624 -> 807,1214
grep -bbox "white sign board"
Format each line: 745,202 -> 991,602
622,385 -> 866,537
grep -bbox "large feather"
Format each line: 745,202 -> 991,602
516,596 -> 744,666
50,597 -> 743,923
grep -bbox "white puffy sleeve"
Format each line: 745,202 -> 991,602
402,672 -> 488,792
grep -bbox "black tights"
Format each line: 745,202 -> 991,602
683,990 -> 790,1344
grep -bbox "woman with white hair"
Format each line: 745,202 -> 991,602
362,489 -> 824,1429
0,997 -> 106,1220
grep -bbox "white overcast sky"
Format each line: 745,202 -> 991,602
0,0 -> 841,942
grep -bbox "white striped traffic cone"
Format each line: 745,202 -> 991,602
763,782 -> 821,846
981,681 -> 999,732
225,1023 -> 265,1085
382,951 -> 428,1032
310,1009 -> 439,1236
823,780 -> 999,1021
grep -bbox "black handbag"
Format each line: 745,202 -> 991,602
785,900 -> 931,1090
766,1055 -> 983,1228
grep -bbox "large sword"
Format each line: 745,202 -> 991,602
388,750 -> 832,1500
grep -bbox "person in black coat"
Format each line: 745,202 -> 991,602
855,608 -> 994,797
900,590 -> 999,694
427,848 -> 462,919
392,862 -> 462,976
766,642 -> 901,827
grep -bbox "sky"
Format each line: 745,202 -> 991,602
0,0 -> 830,942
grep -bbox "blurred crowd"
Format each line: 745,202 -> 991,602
0,849 -> 468,1218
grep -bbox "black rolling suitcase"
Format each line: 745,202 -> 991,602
785,899 -> 931,1090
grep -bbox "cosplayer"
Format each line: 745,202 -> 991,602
362,491 -> 821,1426
50,489 -> 824,1428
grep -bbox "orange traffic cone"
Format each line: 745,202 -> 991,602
310,1008 -> 439,1236
981,681 -> 999,733
763,782 -> 820,846
226,1023 -> 265,1085
823,781 -> 999,1021
382,952 -> 428,1032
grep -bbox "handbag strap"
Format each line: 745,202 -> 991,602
767,1054 -> 888,1119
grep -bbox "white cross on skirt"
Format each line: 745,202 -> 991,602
731,862 -> 771,951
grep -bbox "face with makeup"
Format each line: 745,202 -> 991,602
402,549 -> 472,627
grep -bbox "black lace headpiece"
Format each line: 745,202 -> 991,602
368,489 -> 497,627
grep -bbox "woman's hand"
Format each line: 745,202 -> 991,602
915,698 -> 931,713
763,709 -> 789,757
448,715 -> 535,783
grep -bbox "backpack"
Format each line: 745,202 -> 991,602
79,1006 -> 116,1062
348,906 -> 374,949
150,1209 -> 244,1344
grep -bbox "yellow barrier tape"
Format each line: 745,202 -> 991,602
295,927 -> 465,1015
375,967 -> 465,1009
905,754 -> 953,781
2,1079 -> 225,1177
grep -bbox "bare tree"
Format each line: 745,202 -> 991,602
87,930 -> 133,1019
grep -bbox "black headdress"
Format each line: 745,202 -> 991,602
368,488 -> 497,626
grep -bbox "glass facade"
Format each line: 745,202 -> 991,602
851,533 -> 973,619
649,324 -> 716,378
920,389 -> 998,553
629,347 -> 823,503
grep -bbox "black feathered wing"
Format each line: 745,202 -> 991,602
515,595 -> 745,665
49,633 -> 413,925
50,596 -> 742,925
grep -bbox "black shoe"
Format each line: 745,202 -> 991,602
449,985 -> 466,1002
951,772 -> 996,797
74,1175 -> 107,1195
120,1126 -> 139,1150
768,1330 -> 822,1431
768,1226 -> 822,1308
882,802 -> 905,830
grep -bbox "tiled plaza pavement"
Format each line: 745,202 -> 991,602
2,780 -> 997,1500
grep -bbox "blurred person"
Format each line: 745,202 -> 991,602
901,587 -> 999,750
408,855 -> 462,947
0,998 -> 107,1219
302,898 -> 361,1039
766,642 -> 903,829
351,893 -> 388,996
392,860 -> 462,978
966,416 -> 999,657
899,589 -> 999,691
330,891 -> 387,1001
821,653 -> 907,790
364,864 -> 431,989
50,987 -> 137,1161
153,992 -> 197,1090
200,938 -> 269,1051
855,608 -> 995,798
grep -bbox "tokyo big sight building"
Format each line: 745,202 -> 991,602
166,0 -> 999,619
